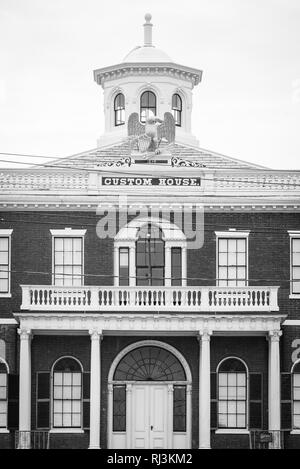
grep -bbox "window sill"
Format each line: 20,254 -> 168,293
290,430 -> 300,435
215,429 -> 249,435
49,429 -> 85,434
289,295 -> 300,300
0,293 -> 12,298
0,429 -> 10,434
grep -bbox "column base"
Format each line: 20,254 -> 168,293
88,445 -> 101,450
199,445 -> 211,449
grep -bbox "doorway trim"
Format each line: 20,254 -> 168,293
107,340 -> 192,449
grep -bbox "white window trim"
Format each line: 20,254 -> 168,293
0,229 -> 13,298
114,218 -> 187,287
215,231 -> 250,287
288,231 -> 300,298
216,356 -> 249,432
50,228 -> 86,287
50,355 -> 84,432
0,358 -> 9,431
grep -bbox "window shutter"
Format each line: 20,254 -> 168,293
281,372 -> 292,431
7,374 -> 19,429
211,372 -> 217,430
249,373 -> 263,430
36,372 -> 50,429
83,372 -> 90,429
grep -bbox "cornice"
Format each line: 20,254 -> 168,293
93,62 -> 203,88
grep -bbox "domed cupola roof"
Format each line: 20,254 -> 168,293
94,14 -> 202,88
122,14 -> 172,63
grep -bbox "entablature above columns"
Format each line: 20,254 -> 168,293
14,313 -> 285,336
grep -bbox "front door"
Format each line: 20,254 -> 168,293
132,384 -> 168,449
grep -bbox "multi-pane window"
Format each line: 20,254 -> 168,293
293,362 -> 300,429
0,237 -> 10,294
0,361 -> 8,428
218,358 -> 247,429
291,238 -> 300,295
114,93 -> 125,126
53,237 -> 83,286
140,91 -> 156,123
171,247 -> 182,286
113,385 -> 126,432
53,357 -> 82,429
217,237 -> 247,286
136,224 -> 164,286
173,385 -> 186,432
172,94 -> 182,127
119,248 -> 129,286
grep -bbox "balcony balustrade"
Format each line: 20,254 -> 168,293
21,285 -> 279,313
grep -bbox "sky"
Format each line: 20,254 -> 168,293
0,0 -> 300,170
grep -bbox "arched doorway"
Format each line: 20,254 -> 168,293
107,340 -> 192,449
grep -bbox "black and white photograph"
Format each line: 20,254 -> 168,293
0,0 -> 300,453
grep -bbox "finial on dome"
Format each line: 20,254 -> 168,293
143,13 -> 153,47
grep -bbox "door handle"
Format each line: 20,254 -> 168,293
150,425 -> 153,431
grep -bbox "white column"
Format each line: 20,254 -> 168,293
89,329 -> 102,449
18,329 -> 32,449
199,329 -> 212,449
268,330 -> 282,449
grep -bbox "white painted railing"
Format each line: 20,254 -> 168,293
21,285 -> 279,312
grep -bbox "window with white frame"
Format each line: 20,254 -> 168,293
0,360 -> 8,429
52,357 -> 82,429
218,358 -> 247,429
293,362 -> 300,429
216,232 -> 249,287
289,232 -> 300,295
115,219 -> 187,287
51,229 -> 86,286
0,230 -> 12,296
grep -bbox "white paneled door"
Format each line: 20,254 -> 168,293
132,384 -> 168,449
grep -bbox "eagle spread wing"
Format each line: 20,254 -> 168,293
128,113 -> 145,136
157,112 -> 175,143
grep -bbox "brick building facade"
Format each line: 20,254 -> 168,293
0,15 -> 300,449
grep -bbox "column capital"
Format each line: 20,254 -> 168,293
198,329 -> 212,342
89,329 -> 103,341
108,383 -> 113,393
17,328 -> 32,341
268,330 -> 282,342
167,384 -> 174,394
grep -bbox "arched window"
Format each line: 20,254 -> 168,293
52,357 -> 82,429
293,361 -> 300,429
114,93 -> 125,126
172,94 -> 182,126
0,359 -> 8,429
113,346 -> 186,381
140,91 -> 156,123
218,358 -> 247,429
136,224 -> 164,286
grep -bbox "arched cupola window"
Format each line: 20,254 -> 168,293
136,224 -> 164,286
114,93 -> 125,126
172,93 -> 182,127
140,91 -> 156,123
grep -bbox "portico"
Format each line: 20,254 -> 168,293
15,312 -> 284,449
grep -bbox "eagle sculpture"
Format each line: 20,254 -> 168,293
128,112 -> 175,157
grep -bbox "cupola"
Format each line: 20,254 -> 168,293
94,14 -> 202,147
